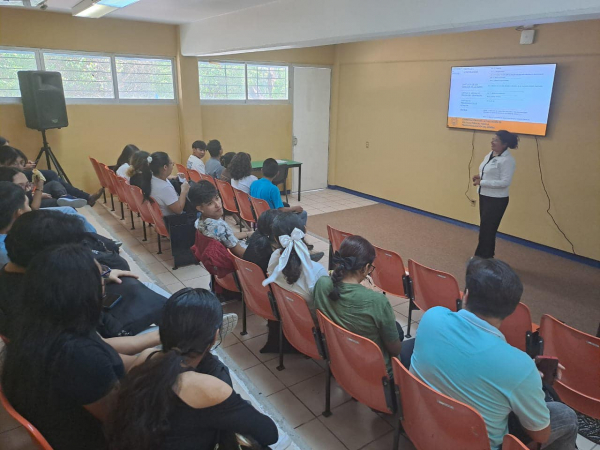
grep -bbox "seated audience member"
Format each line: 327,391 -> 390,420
243,208 -> 281,274
205,139 -> 224,179
142,151 -> 190,217
114,144 -> 140,180
313,236 -> 410,373
0,169 -> 97,233
127,150 -> 150,189
187,140 -> 207,175
0,182 -> 31,266
0,143 -> 104,206
262,212 -> 327,316
250,158 -> 307,227
410,257 -> 578,450
188,181 -> 251,258
1,244 -> 160,450
230,152 -> 258,194
219,151 -> 236,183
107,288 -> 278,450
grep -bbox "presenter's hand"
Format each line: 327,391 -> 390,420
473,179 -> 481,186
472,174 -> 481,182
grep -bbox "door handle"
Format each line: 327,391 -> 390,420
292,136 -> 298,146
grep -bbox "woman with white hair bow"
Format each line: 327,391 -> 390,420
262,213 -> 328,319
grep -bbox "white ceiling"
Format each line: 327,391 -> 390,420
38,0 -> 280,24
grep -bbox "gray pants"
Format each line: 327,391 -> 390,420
297,210 -> 308,228
43,180 -> 68,198
541,401 -> 578,450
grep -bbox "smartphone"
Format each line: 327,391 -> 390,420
177,173 -> 186,183
535,356 -> 559,385
102,293 -> 123,310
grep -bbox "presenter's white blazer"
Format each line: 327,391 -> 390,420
478,150 -> 516,198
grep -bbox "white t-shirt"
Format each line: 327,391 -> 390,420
231,175 -> 258,194
116,163 -> 130,181
187,155 -> 206,175
150,175 -> 179,217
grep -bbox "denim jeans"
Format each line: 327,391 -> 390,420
41,206 -> 97,233
541,401 -> 578,450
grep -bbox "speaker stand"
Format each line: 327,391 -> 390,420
35,130 -> 71,185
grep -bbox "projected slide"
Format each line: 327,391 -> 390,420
447,64 -> 556,136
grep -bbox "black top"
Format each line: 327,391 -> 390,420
0,268 -> 24,339
129,173 -> 142,189
7,332 -> 124,450
243,233 -> 273,274
162,390 -> 278,450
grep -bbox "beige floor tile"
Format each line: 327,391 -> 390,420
289,372 -> 353,416
318,400 -> 393,450
165,281 -> 186,294
132,250 -> 159,265
218,329 -> 239,349
295,418 -> 347,450
393,310 -> 410,328
387,295 -> 409,308
0,426 -> 38,450
243,365 -> 286,397
159,258 -> 176,268
360,430 -> 416,450
182,276 -> 212,290
156,271 -> 179,286
169,264 -> 206,281
154,251 -> 175,262
265,354 -> 324,387
143,261 -> 169,275
234,314 -> 269,342
242,333 -> 279,363
576,434 -> 597,450
403,322 -> 419,337
222,342 -> 261,370
222,300 -> 254,318
266,389 -> 315,428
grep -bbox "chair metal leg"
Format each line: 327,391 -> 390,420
103,190 -> 107,203
157,233 -> 162,255
277,321 -> 285,371
323,365 -> 332,417
240,299 -> 248,336
120,202 -> 125,220
392,423 -> 402,450
110,194 -> 115,211
406,306 -> 413,339
142,221 -> 147,241
130,210 -> 135,230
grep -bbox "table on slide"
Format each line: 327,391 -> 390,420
251,159 -> 303,201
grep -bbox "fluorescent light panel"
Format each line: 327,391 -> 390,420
98,0 -> 139,7
72,0 -> 139,18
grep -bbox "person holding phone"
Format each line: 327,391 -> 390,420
472,130 -> 518,259
139,152 -> 190,217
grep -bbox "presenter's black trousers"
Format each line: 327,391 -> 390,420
475,194 -> 509,259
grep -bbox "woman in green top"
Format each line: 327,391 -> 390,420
313,235 -> 413,373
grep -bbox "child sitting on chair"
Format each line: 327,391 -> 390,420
188,181 -> 252,258
187,140 -> 206,175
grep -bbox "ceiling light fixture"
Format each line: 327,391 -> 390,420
72,0 -> 139,18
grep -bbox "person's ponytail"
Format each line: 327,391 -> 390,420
327,237 -> 376,302
328,262 -> 347,301
140,163 -> 153,203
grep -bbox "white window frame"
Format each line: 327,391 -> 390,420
198,59 -> 291,105
0,46 -> 178,105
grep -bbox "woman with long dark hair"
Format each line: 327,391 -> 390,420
114,144 -> 140,180
107,288 -> 278,450
313,235 -> 410,374
127,150 -> 150,192
230,152 -> 257,194
219,151 -> 237,184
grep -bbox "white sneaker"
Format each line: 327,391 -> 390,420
221,313 -> 238,339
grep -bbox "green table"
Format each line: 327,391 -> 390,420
251,159 -> 303,201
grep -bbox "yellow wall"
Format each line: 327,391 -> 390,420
330,21 -> 600,260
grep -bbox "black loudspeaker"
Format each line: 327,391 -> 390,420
18,71 -> 68,131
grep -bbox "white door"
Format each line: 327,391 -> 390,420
292,66 -> 331,193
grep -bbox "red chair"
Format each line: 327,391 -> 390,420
146,196 -> 170,255
175,164 -> 190,180
326,225 -> 354,270
128,185 -> 154,241
502,435 -> 529,450
116,177 -> 138,230
391,357 -> 490,450
99,162 -> 118,211
188,169 -> 201,183
539,314 -> 600,419
271,284 -> 324,370
0,389 -> 54,450
405,259 -> 462,337
215,179 -> 239,216
370,245 -> 409,299
105,169 -> 128,220
499,302 -> 538,354
88,156 -> 108,204
317,310 -> 395,416
250,196 -> 270,221
233,187 -> 256,229
200,172 -> 217,188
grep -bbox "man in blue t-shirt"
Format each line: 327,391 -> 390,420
250,158 -> 307,227
410,258 -> 578,450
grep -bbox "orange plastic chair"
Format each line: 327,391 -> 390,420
116,177 -> 138,230
326,225 -> 354,270
128,185 -> 155,241
0,389 -> 54,450
105,169 -> 128,220
370,245 -> 409,299
146,196 -> 170,255
271,284 -> 324,370
200,172 -> 218,188
233,187 -> 256,229
250,196 -> 270,221
99,163 -> 118,211
88,157 -> 108,204
215,179 -> 239,216
539,314 -> 600,419
317,310 -> 395,416
188,169 -> 201,183
499,302 -> 538,353
391,357 -> 491,450
405,259 -> 463,338
502,435 -> 529,450
175,164 -> 190,180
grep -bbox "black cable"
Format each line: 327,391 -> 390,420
465,130 -> 476,203
535,136 -> 576,255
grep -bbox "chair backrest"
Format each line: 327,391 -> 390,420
105,168 -> 127,203
326,225 -> 353,254
272,284 -> 322,360
175,164 -> 189,180
89,157 -> 109,189
392,357 -> 490,450
116,176 -> 138,213
540,314 -> 600,419
407,259 -> 462,312
0,389 -> 54,450
200,172 -> 217,188
233,187 -> 256,225
370,245 -> 408,298
499,302 -> 533,352
317,310 -> 394,414
146,197 -> 169,237
272,163 -> 289,186
128,185 -> 155,225
502,435 -> 528,450
99,163 -> 117,195
230,254 -> 277,321
188,169 -> 201,183
215,179 -> 239,214
250,196 -> 270,221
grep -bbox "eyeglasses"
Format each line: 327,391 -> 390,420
367,264 -> 376,275
100,265 -> 111,279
